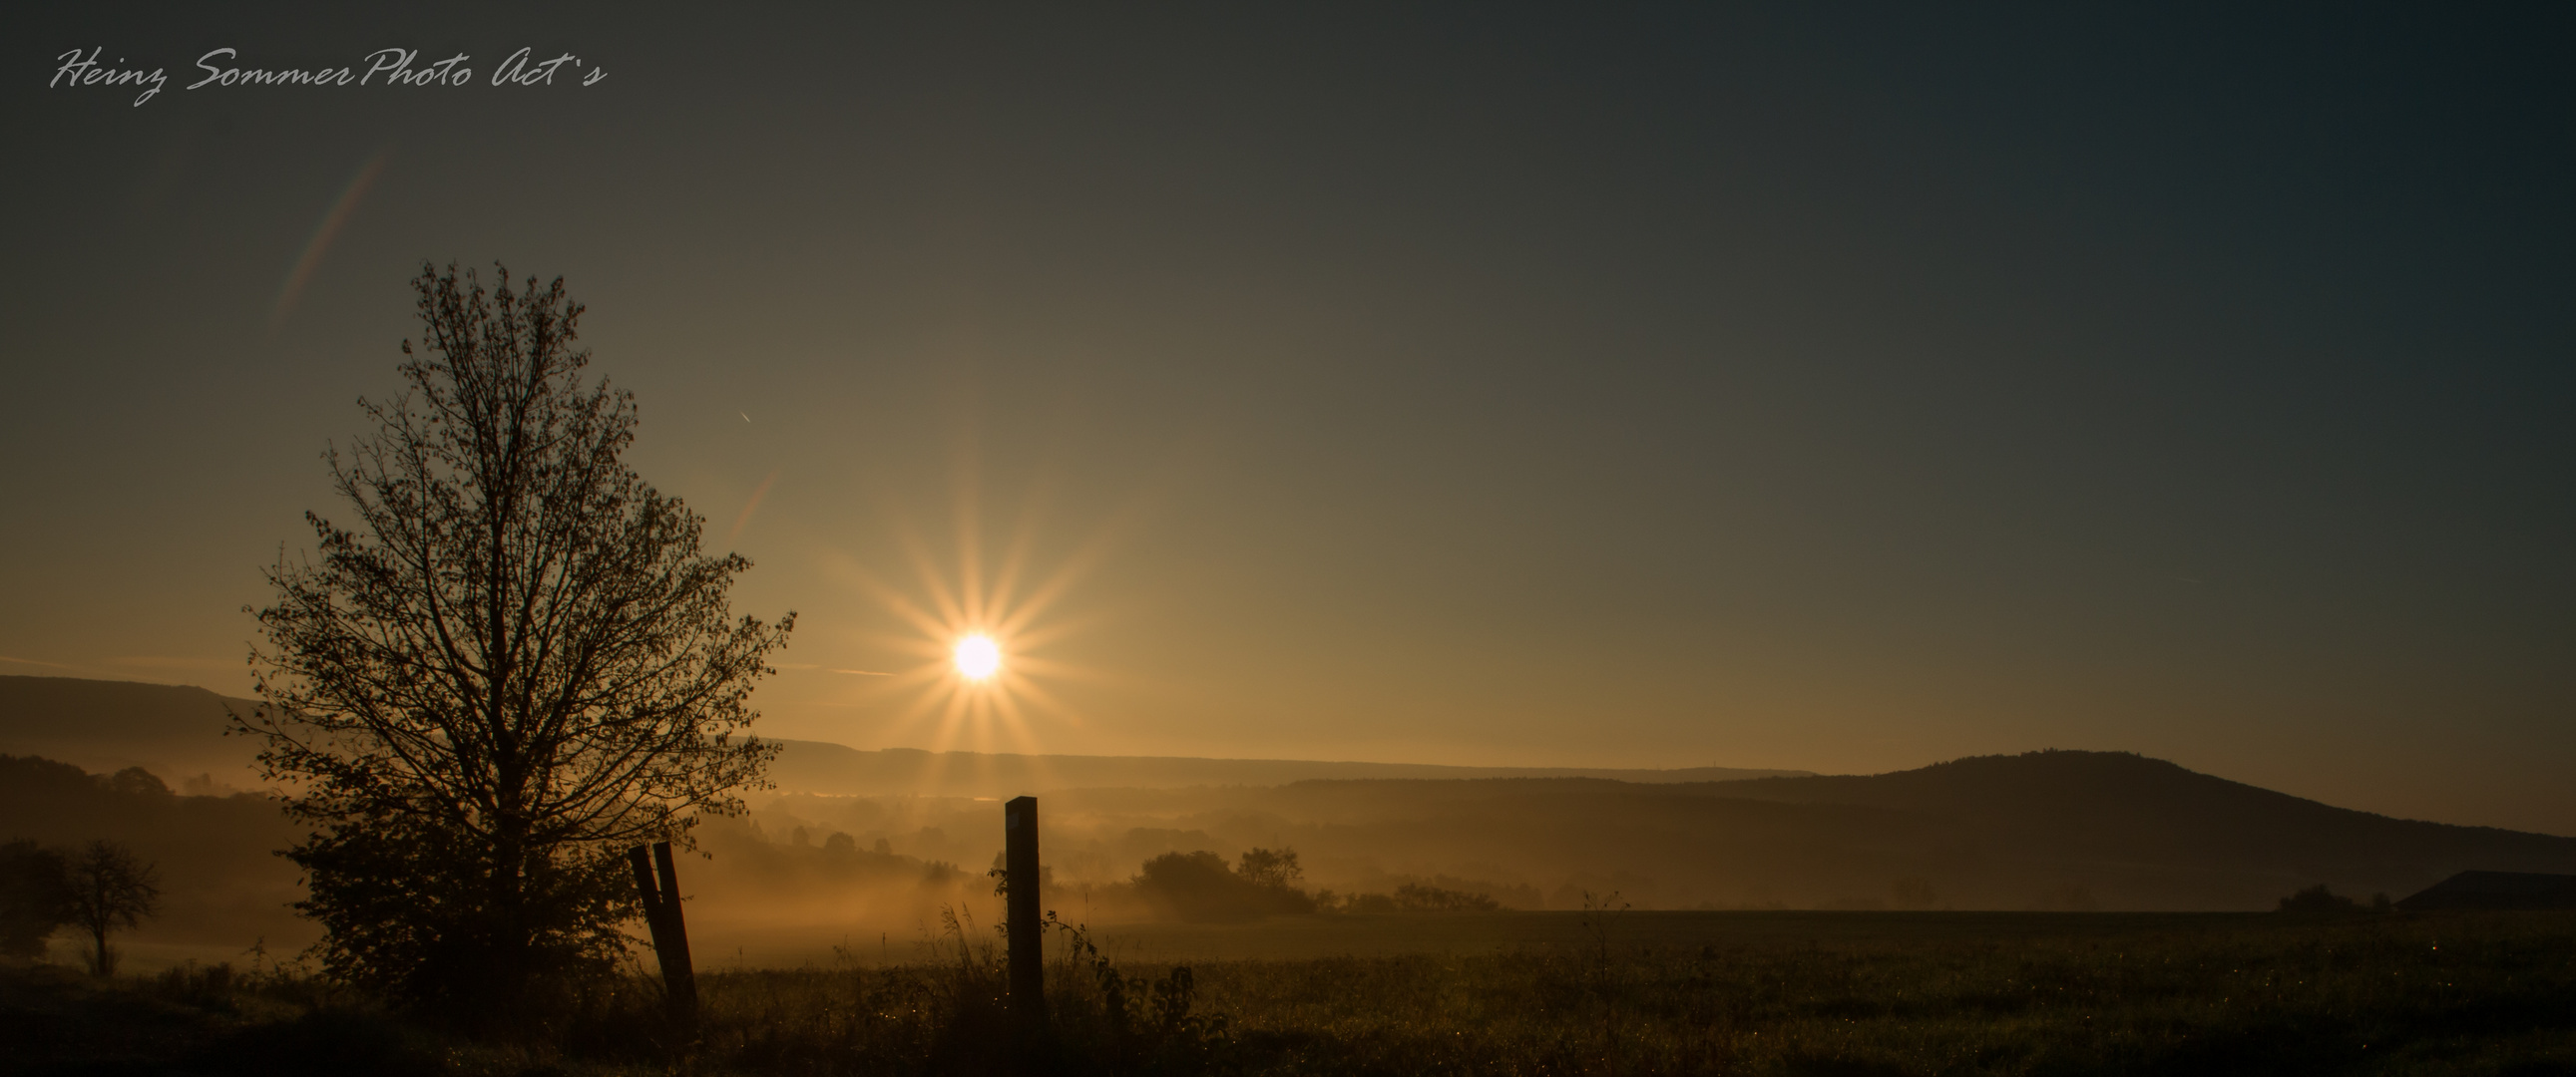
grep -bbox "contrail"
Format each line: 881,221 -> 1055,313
270,148 -> 390,328
726,470 -> 781,545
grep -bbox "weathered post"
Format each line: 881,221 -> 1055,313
1004,796 -> 1045,1027
629,842 -> 699,1025
629,845 -> 667,947
652,842 -> 700,1018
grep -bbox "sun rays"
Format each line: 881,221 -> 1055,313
816,490 -> 1129,783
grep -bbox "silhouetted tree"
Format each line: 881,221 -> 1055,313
240,262 -> 793,1019
1135,850 -> 1314,920
1235,847 -> 1303,891
1390,884 -> 1500,912
65,840 -> 160,975
0,840 -> 74,957
2277,884 -> 2362,913
1135,852 -> 1251,921
102,766 -> 175,800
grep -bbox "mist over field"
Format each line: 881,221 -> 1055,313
8,674 -> 2568,971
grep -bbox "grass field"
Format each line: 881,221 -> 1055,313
9,909 -> 2575,1075
692,910 -> 2283,971
1062,909 -> 2286,963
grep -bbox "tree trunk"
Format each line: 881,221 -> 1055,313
488,828 -> 531,1005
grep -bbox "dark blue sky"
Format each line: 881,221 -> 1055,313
5,4 -> 2570,831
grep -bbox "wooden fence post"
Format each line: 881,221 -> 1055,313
630,842 -> 699,1026
1005,796 -> 1045,1028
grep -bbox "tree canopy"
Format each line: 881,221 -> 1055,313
241,262 -> 792,1016
65,840 -> 159,975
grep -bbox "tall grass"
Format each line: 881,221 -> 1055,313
1184,910 -> 2576,1075
10,910 -> 2573,1074
554,906 -> 1232,1074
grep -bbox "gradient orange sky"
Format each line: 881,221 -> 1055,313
5,5 -> 2571,834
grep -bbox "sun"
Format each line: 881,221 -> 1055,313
952,633 -> 1003,681
820,484 -> 1109,759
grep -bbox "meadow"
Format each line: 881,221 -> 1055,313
10,909 -> 2575,1075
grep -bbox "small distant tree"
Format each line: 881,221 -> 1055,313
1235,848 -> 1303,891
101,767 -> 174,800
1133,851 -> 1314,921
2277,884 -> 2362,914
1341,893 -> 1399,914
1391,884 -> 1501,912
65,841 -> 160,975
1133,851 -> 1240,920
240,262 -> 793,1018
0,840 -> 74,957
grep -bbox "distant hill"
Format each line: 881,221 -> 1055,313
1693,750 -> 2573,881
766,739 -> 1810,796
2396,871 -> 2576,911
0,676 -> 262,792
1147,752 -> 2576,910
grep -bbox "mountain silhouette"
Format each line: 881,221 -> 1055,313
1698,750 -> 2570,885
0,676 -> 261,793
1159,752 -> 2576,909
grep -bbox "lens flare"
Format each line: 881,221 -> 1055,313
819,463 -> 1140,767
272,148 -> 390,329
953,634 -> 1002,680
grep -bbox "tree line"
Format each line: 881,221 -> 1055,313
1127,846 -> 1504,920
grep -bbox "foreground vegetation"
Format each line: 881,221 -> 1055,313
8,910 -> 2574,1075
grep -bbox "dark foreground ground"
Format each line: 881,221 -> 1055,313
7,910 -> 2574,1076
701,910 -> 2287,969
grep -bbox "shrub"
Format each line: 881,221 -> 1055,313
2277,884 -> 2361,913
1392,884 -> 1501,911
1134,851 -> 1313,921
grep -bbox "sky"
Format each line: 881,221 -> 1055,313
4,5 -> 2571,834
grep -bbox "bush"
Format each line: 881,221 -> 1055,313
1327,883 -> 1504,913
2277,884 -> 2364,913
1133,851 -> 1313,921
151,961 -> 239,1012
1391,884 -> 1501,911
